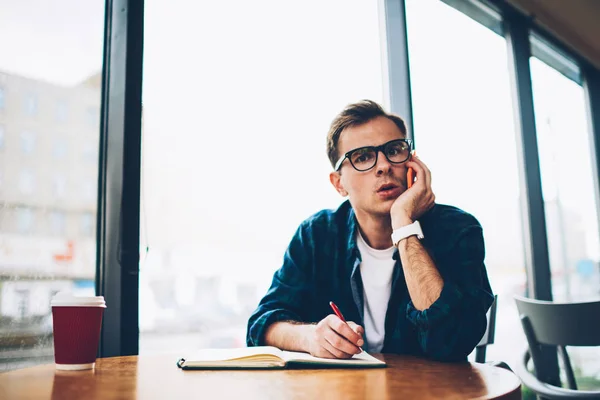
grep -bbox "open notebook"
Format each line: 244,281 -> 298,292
177,346 -> 386,370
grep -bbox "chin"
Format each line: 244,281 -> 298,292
371,200 -> 394,216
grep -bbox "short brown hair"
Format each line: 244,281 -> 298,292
326,100 -> 408,169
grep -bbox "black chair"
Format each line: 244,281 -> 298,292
514,295 -> 600,399
475,294 -> 498,363
473,294 -> 511,371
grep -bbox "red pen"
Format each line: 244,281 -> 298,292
329,301 -> 363,352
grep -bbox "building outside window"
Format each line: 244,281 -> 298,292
19,169 -> 35,195
17,207 -> 35,234
15,290 -> 30,320
53,175 -> 67,198
24,93 -> 37,116
80,212 -> 94,237
50,211 -> 66,236
55,100 -> 68,122
53,139 -> 68,159
20,131 -> 35,154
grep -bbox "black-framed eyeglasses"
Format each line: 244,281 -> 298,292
334,139 -> 413,172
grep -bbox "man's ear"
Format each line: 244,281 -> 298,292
329,171 -> 348,197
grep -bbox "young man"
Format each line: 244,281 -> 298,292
246,100 -> 493,361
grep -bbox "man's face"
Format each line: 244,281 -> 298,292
330,116 -> 410,218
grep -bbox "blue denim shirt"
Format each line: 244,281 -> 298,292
246,200 -> 494,361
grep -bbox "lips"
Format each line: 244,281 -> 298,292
376,182 -> 402,200
377,183 -> 399,192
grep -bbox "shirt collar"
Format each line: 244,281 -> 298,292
345,204 -> 361,264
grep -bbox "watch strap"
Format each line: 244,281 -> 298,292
391,220 -> 424,246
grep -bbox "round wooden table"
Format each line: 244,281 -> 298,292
0,354 -> 521,399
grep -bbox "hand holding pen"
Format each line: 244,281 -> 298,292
330,301 -> 364,353
304,302 -> 364,359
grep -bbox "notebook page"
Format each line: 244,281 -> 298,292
280,350 -> 385,365
187,346 -> 283,362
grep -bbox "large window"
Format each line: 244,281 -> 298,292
140,0 -> 384,353
530,37 -> 600,384
0,0 -> 104,371
530,45 -> 600,303
406,0 -> 527,369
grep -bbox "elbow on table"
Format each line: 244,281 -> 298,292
421,315 -> 488,362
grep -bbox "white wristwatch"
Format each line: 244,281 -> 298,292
391,220 -> 424,247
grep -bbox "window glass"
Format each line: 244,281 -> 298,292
530,51 -> 600,385
0,0 -> 104,371
140,0 -> 383,353
406,0 -> 527,369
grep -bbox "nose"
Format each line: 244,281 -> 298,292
375,149 -> 392,176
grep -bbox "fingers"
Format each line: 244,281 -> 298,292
327,315 -> 364,347
405,155 -> 432,189
313,345 -> 338,359
413,154 -> 432,187
313,315 -> 363,358
323,329 -> 358,358
399,156 -> 435,219
346,321 -> 365,337
312,315 -> 364,359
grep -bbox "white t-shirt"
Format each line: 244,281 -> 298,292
356,231 -> 395,353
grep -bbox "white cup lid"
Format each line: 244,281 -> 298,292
51,291 -> 106,307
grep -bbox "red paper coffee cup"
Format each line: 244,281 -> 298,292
51,292 -> 106,370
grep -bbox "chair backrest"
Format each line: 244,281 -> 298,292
514,295 -> 600,346
514,295 -> 600,390
475,294 -> 498,363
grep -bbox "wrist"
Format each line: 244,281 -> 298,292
301,324 -> 316,353
391,214 -> 413,230
391,219 -> 424,247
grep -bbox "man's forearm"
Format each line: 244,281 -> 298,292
398,236 -> 443,311
263,321 -> 314,352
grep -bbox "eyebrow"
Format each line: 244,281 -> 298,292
346,138 -> 407,152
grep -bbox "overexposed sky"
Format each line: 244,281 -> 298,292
0,0 -> 104,85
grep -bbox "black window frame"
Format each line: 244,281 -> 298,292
96,0 -> 144,358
